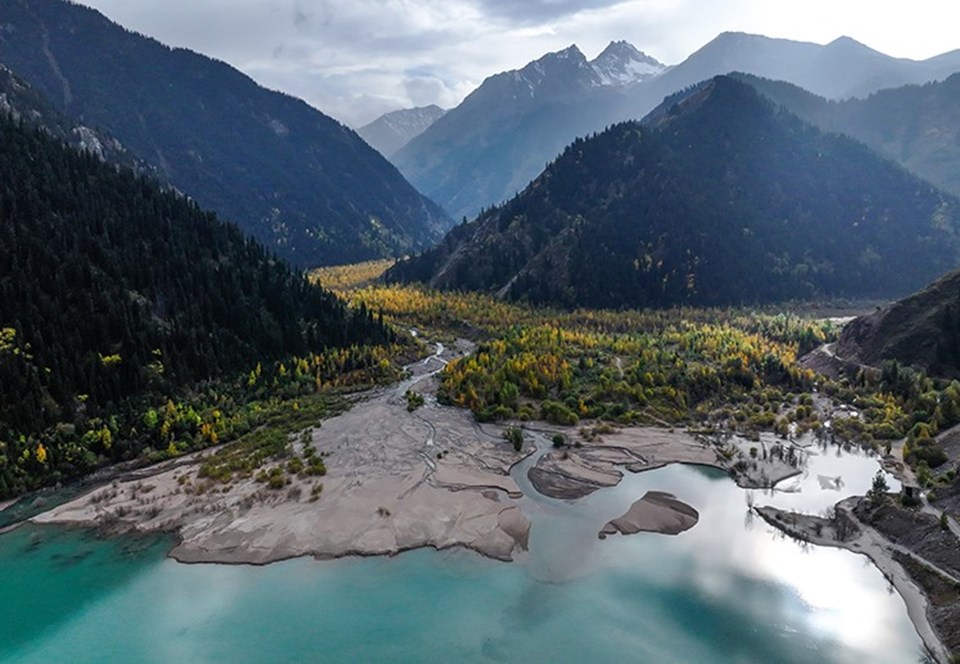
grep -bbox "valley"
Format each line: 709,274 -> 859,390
3,2 -> 960,662
8,262 -> 958,660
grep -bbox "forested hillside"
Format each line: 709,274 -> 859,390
388,76 -> 960,309
0,0 -> 448,267
0,113 -> 393,497
0,64 -> 153,177
739,72 -> 960,198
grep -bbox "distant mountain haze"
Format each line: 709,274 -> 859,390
357,105 -> 446,158
395,32 -> 960,221
387,76 -> 960,309
0,0 -> 449,267
736,72 -> 960,199
393,41 -> 666,221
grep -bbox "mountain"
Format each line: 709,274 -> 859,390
834,270 -> 960,379
357,105 -> 446,157
0,111 -> 390,496
394,33 -> 960,221
386,76 -> 960,309
393,42 -> 666,221
643,33 -> 960,103
0,63 -> 155,177
737,72 -> 960,198
591,40 -> 666,86
0,0 -> 448,267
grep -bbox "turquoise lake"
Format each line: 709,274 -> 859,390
0,442 -> 930,663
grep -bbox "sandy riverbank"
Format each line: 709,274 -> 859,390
31,337 -> 804,563
526,425 -> 804,499
756,501 -> 951,663
33,341 -> 533,564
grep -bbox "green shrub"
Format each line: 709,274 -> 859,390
907,439 -> 948,469
541,400 -> 579,425
405,390 -> 425,412
504,426 -> 524,452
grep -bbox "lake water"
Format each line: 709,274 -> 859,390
0,440 -> 929,664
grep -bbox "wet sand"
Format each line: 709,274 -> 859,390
598,491 -> 699,539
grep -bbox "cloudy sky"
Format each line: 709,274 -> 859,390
78,0 -> 960,127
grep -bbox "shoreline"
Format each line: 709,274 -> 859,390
525,424 -> 805,500
14,340 -> 951,659
29,340 -> 535,566
28,338 -> 777,567
755,502 -> 951,663
25,424 -> 806,567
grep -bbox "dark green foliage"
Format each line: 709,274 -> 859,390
867,471 -> 890,504
541,400 -> 579,425
199,427 -> 291,484
405,390 -> 425,412
304,457 -> 327,477
552,433 -> 567,447
503,426 -> 524,452
388,76 -> 960,308
0,113 -> 391,496
908,438 -> 949,469
0,0 -> 448,266
256,466 -> 289,490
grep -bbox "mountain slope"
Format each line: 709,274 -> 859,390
357,105 -> 446,158
738,73 -> 960,198
0,0 -> 448,267
0,63 -> 155,176
393,42 -> 665,221
386,76 -> 960,309
0,111 -> 390,496
395,32 -> 960,221
834,270 -> 960,378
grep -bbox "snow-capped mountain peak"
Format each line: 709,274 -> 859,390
590,40 -> 666,86
519,45 -> 591,82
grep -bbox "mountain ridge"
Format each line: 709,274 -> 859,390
736,72 -> 960,198
0,0 -> 449,267
357,104 -> 446,157
387,76 -> 960,309
395,32 -> 960,221
834,269 -> 960,379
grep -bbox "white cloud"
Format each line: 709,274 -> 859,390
77,0 -> 960,126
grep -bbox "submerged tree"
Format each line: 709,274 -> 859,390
867,471 -> 890,505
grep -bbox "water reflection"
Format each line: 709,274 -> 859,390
522,439 -> 921,663
0,439 -> 925,664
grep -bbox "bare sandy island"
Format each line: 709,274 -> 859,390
33,341 -> 534,564
528,426 -> 804,499
598,491 -> 699,539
